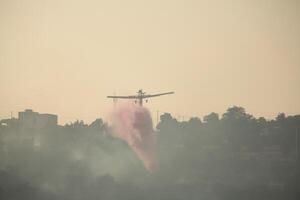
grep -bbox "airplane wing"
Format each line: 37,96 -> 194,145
143,92 -> 174,98
107,95 -> 139,99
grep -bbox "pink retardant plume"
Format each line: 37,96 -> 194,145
110,101 -> 158,172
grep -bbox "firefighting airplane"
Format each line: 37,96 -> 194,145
107,89 -> 174,106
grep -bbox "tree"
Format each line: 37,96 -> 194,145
203,112 -> 219,124
222,106 -> 259,151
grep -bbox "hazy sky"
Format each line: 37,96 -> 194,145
1,0 -> 300,124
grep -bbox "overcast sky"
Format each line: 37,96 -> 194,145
1,0 -> 300,124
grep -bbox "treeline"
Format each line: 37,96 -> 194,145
157,106 -> 300,154
0,105 -> 299,200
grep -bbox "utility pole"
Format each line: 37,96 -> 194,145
296,127 -> 299,161
156,110 -> 159,126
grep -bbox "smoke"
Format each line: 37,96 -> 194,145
109,101 -> 158,172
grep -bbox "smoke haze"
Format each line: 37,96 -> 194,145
0,107 -> 300,199
0,0 -> 300,199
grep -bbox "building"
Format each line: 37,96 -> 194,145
18,109 -> 58,129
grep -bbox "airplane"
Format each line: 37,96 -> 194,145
107,89 -> 174,106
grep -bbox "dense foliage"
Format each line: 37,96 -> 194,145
0,106 -> 299,200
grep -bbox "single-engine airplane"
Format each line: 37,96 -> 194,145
107,89 -> 174,106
